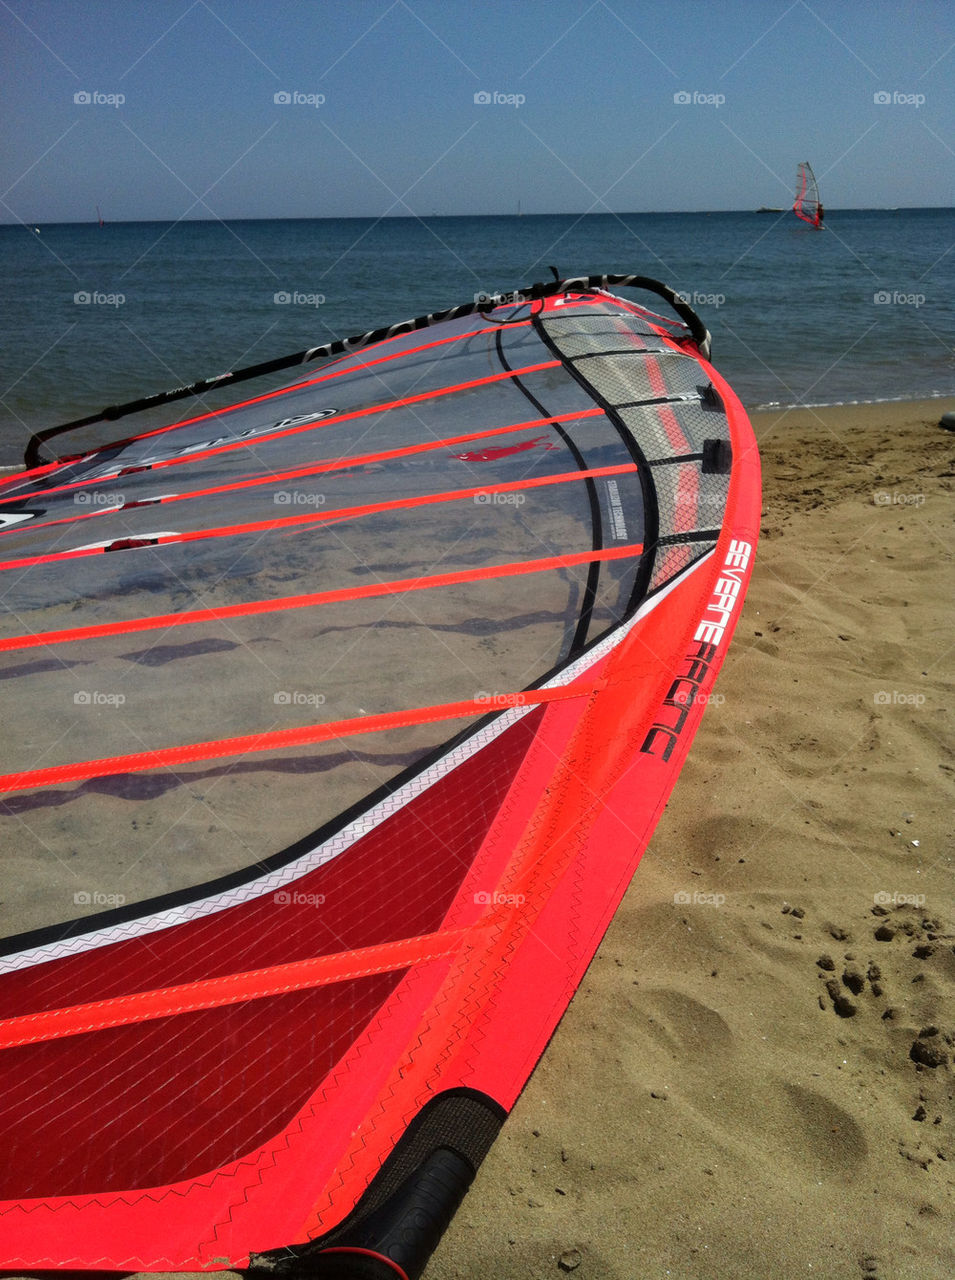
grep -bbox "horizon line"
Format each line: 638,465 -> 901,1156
4,205 -> 951,228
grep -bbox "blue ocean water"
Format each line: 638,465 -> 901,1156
1,209 -> 953,465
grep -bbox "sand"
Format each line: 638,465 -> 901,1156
423,397 -> 954,1279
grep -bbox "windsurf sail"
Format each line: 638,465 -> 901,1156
0,275 -> 760,1278
793,161 -> 823,227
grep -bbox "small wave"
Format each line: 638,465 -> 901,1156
751,390 -> 955,412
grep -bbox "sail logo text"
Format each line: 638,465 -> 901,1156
693,539 -> 752,647
640,638 -> 720,763
639,539 -> 753,764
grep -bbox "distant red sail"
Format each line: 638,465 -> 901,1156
793,161 -> 823,228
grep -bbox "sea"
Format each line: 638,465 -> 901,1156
1,208 -> 952,467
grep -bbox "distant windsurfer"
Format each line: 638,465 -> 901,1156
793,162 -> 823,229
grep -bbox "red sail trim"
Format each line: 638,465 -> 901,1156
0,543 -> 642,654
142,320 -> 533,433
0,683 -> 593,796
641,356 -> 692,453
2,322 -> 532,491
314,1251 -> 409,1280
0,461 -> 634,572
267,319 -> 532,401
638,357 -> 699,532
0,408 -> 604,533
0,927 -> 482,1048
1,355 -> 558,502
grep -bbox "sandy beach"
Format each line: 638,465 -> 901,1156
425,397 -> 954,1279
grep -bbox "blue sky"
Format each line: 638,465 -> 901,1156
2,0 -> 953,223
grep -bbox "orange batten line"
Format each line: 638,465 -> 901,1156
0,457 -> 629,574
0,403 -> 601,513
0,928 -> 479,1049
2,339 -> 549,499
55,358 -> 562,496
157,462 -> 634,548
7,407 -> 606,532
0,684 -> 594,795
44,319 -> 533,464
0,543 -> 643,654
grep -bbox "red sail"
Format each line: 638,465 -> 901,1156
793,161 -> 823,227
0,282 -> 760,1276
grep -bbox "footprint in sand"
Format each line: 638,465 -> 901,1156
639,988 -> 734,1060
815,901 -> 954,1171
638,987 -> 870,1179
782,1083 -> 868,1173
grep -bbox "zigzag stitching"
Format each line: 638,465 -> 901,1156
204,962 -> 442,1253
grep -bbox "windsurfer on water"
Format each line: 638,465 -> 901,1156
817,203 -> 825,226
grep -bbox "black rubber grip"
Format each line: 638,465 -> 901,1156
303,1250 -> 409,1279
364,1146 -> 472,1275
254,1143 -> 482,1280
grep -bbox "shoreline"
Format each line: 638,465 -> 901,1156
751,392 -> 955,414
